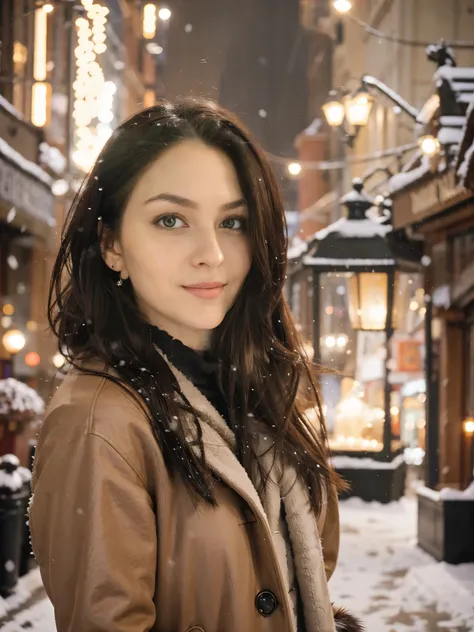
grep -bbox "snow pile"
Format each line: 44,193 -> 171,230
287,237 -> 309,260
0,568 -> 47,621
417,481 -> 474,502
315,216 -> 391,240
0,94 -> 24,122
0,138 -> 52,187
0,454 -> 31,493
388,156 -> 431,194
331,453 -> 405,470
303,255 -> 395,267
438,126 -> 464,146
39,142 -> 67,176
439,480 -> 474,501
331,497 -> 474,631
0,379 -> 45,417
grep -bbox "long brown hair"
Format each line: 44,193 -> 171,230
49,98 -> 342,512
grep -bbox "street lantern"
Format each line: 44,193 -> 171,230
322,92 -> 345,128
344,86 -> 374,128
290,178 -> 424,501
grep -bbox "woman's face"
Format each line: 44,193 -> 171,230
105,139 -> 252,350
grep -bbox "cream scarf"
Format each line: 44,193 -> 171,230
167,357 -> 337,632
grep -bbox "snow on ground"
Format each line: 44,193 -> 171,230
1,497 -> 473,631
330,497 -> 474,632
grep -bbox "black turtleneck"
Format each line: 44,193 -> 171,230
150,326 -> 231,425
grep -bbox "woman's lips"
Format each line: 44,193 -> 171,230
182,283 -> 226,299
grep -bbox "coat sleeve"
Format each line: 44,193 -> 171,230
29,429 -> 157,632
317,485 -> 340,581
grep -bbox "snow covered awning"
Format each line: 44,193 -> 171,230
0,137 -> 55,230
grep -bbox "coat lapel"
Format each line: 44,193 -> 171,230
165,356 -> 268,519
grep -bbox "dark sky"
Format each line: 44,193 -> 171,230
161,0 -> 309,157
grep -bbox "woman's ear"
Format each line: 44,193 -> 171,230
98,220 -> 128,278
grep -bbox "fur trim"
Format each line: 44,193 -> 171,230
333,605 -> 365,632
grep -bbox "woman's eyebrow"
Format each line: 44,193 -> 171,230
144,193 -> 246,211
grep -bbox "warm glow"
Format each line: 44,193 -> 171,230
34,9 -> 48,81
333,0 -> 352,13
348,273 -> 388,331
26,320 -> 38,332
324,335 -> 336,349
463,419 -> 474,436
31,82 -> 49,127
2,329 -> 26,355
73,7 -> 110,171
345,90 -> 374,127
42,3 -> 54,12
53,352 -> 66,369
143,89 -> 156,108
419,135 -> 440,157
288,162 -> 302,176
159,7 -> 172,20
143,4 -> 157,38
1,316 -> 12,329
336,334 -> 348,349
25,352 -> 41,367
3,304 -> 14,316
322,99 -> 345,127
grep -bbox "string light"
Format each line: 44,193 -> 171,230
72,1 -> 112,171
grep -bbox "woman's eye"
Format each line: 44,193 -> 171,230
155,215 -> 185,229
221,217 -> 246,231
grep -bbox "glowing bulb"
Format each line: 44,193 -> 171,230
333,0 -> 352,13
463,419 -> 474,435
288,162 -> 302,176
158,7 -> 172,20
42,3 -> 54,13
419,135 -> 440,157
143,3 -> 157,38
325,335 -> 336,349
53,352 -> 66,369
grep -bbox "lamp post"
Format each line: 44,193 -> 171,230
299,179 -> 423,501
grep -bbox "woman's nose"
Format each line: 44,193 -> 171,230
189,229 -> 224,267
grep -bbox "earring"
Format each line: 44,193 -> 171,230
117,276 -> 123,287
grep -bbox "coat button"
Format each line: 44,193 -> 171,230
255,590 -> 278,616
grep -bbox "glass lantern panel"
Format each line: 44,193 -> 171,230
348,272 -> 388,331
393,271 -> 426,461
318,273 -> 385,452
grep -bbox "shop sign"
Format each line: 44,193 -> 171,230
0,156 -> 54,226
392,169 -> 470,230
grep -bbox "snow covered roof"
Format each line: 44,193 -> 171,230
0,137 -> 52,187
389,62 -> 474,196
315,215 -> 391,240
435,65 -> 474,106
0,378 -> 45,419
455,101 -> 474,190
388,156 -> 432,194
0,94 -> 25,122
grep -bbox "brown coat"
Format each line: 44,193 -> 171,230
29,358 -> 344,632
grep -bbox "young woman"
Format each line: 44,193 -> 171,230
29,100 -> 363,632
